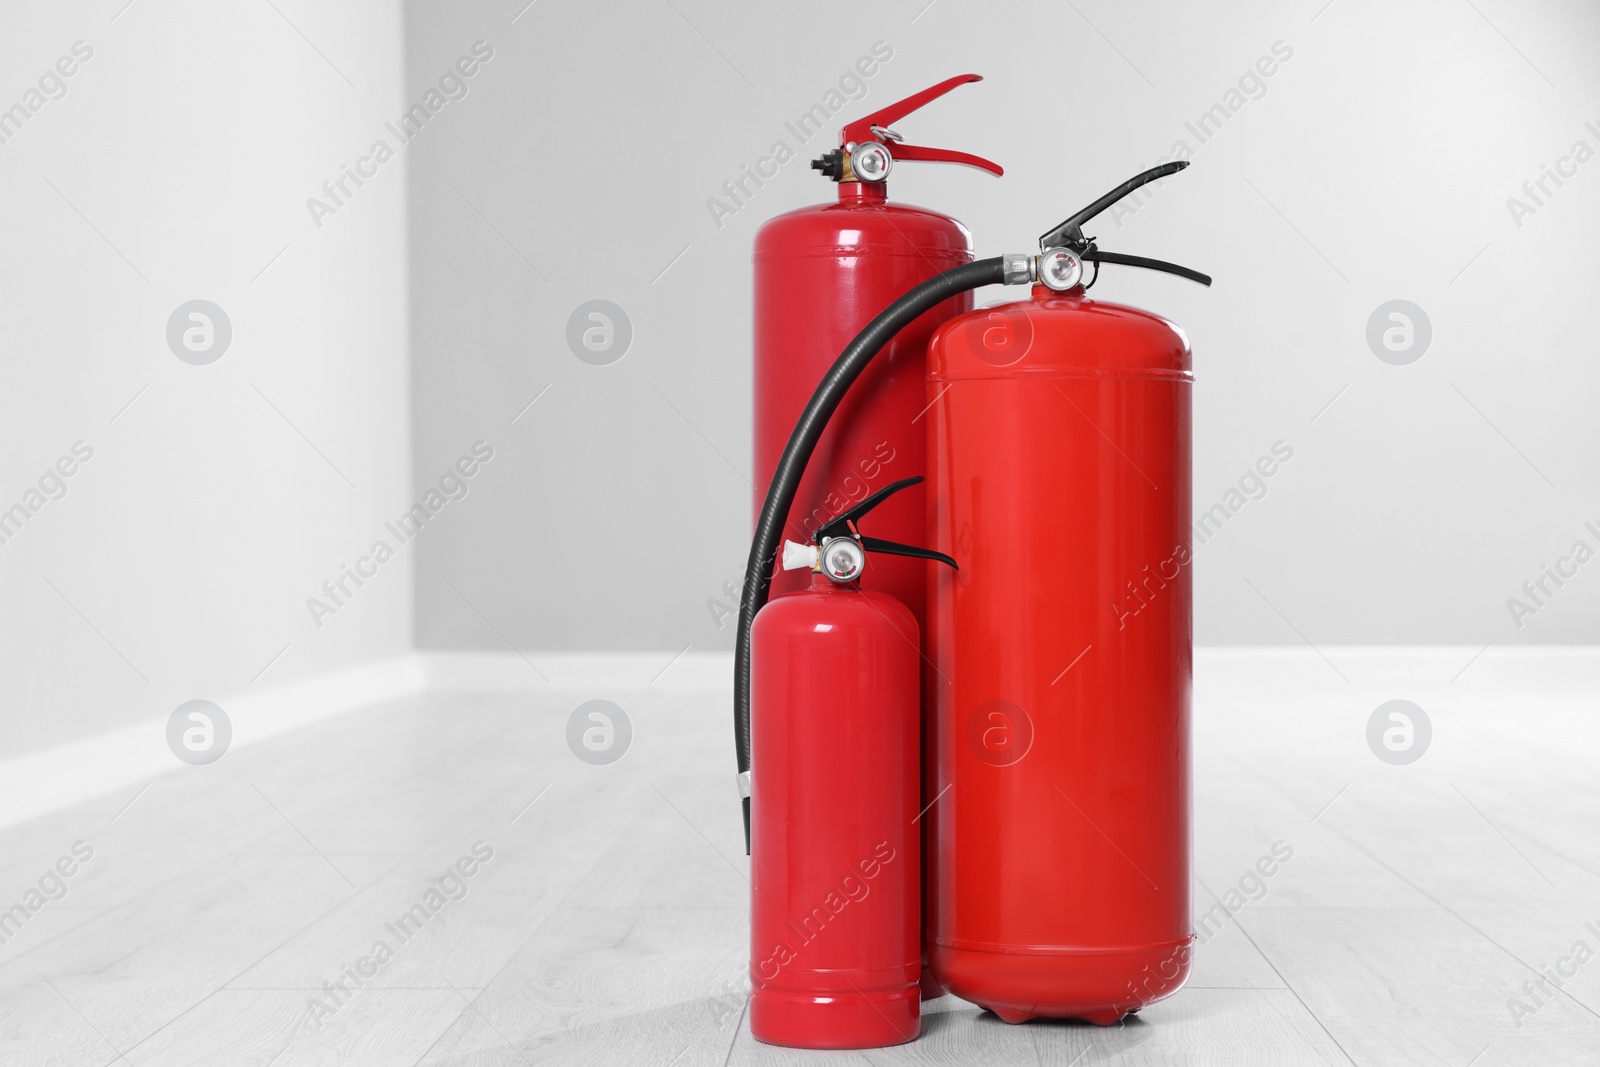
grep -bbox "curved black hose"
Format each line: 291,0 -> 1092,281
736,256 -> 1007,852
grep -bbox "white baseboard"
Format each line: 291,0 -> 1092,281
1195,644 -> 1600,684
417,649 -> 733,691
4,646 -> 1595,833
0,656 -> 423,834
0,650 -> 734,833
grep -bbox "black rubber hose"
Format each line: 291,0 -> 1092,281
736,256 -> 1008,853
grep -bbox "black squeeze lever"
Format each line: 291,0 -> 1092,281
814,476 -> 958,570
1038,161 -> 1211,288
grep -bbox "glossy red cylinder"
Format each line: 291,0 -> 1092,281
924,286 -> 1194,1025
754,181 -> 974,1000
749,574 -> 920,1048
752,181 -> 973,623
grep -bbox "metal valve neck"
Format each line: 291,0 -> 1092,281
837,181 -> 889,204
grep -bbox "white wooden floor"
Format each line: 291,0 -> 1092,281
3,650 -> 1599,1066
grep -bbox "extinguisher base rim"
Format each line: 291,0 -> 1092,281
750,984 -> 920,1050
930,939 -> 1192,1024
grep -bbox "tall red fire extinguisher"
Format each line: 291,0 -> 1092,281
752,74 -> 999,611
924,164 -> 1211,1025
741,74 -> 1001,847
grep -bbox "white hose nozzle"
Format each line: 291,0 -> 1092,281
781,540 -> 818,572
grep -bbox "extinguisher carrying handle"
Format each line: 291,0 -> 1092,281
1038,161 -> 1190,249
888,143 -> 1004,175
1082,249 -> 1212,288
814,475 -> 919,542
1036,161 -> 1211,288
841,75 -> 981,146
736,258 -> 1012,854
857,536 -> 958,570
813,475 -> 959,568
833,74 -> 1003,178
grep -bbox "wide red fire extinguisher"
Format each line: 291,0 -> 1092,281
924,165 -> 1211,1025
748,478 -> 956,1049
741,74 -> 1000,848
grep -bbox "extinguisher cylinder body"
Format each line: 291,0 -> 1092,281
754,183 -> 973,998
753,181 -> 973,624
924,286 -> 1194,1025
749,575 -> 921,1048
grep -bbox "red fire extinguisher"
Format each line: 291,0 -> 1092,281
923,164 -> 1211,1025
752,73 -> 999,610
741,73 -> 1000,848
749,477 -> 956,1049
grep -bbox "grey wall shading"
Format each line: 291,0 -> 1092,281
406,0 -> 1599,652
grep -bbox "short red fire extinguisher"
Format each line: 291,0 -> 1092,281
748,477 -> 956,1049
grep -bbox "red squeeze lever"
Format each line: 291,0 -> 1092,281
835,74 -> 1002,180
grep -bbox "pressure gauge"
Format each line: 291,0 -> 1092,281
819,537 -> 866,582
850,141 -> 893,183
1038,247 -> 1084,291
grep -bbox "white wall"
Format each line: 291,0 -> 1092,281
0,0 -> 412,758
407,0 -> 1599,652
6,0 -> 1593,769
